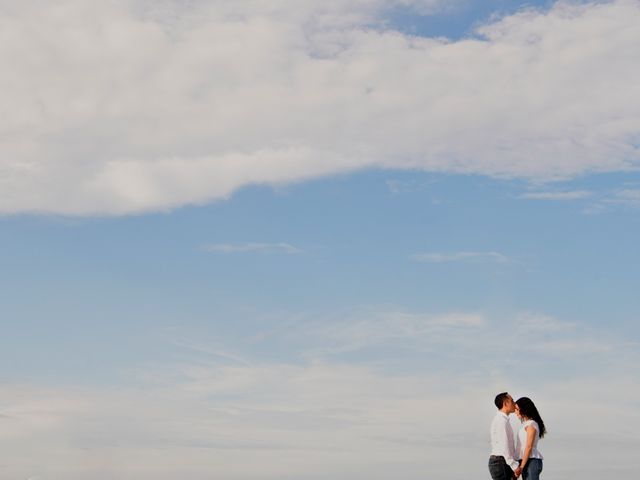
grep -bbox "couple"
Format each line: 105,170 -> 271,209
489,392 -> 546,480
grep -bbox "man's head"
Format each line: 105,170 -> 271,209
494,392 -> 515,414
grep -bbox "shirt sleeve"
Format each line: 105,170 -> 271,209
506,452 -> 520,471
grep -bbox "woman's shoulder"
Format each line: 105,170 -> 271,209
523,419 -> 539,431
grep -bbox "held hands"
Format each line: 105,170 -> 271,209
514,467 -> 522,478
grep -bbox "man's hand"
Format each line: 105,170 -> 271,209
514,467 -> 522,478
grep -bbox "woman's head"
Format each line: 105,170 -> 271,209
515,397 -> 547,438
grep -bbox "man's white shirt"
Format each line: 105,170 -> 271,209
490,411 -> 519,471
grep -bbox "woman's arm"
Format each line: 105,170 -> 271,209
519,425 -> 536,473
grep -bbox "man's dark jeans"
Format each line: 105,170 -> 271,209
488,455 -> 515,480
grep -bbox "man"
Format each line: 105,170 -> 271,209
489,392 -> 521,480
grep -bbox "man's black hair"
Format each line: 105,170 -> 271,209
494,392 -> 509,409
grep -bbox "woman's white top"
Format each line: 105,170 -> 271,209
516,419 -> 543,460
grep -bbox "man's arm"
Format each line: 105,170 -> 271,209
502,419 -> 520,475
505,454 -> 520,473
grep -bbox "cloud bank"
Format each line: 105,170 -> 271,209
1,309 -> 638,480
2,0 -> 639,215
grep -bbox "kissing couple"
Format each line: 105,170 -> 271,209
489,392 -> 546,480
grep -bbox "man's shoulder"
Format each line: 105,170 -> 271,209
490,412 -> 506,426
492,411 -> 508,421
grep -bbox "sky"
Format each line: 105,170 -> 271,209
1,0 -> 639,479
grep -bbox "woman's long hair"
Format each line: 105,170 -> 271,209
516,397 -> 547,438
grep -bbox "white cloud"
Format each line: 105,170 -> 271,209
1,0 -> 640,214
519,190 -> 592,200
203,242 -> 302,254
411,251 -> 509,263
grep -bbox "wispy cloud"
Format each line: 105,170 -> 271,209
170,339 -> 252,366
606,189 -> 640,208
203,243 -> 302,254
411,251 -> 508,263
429,312 -> 486,327
385,178 -> 437,194
260,307 -> 617,368
515,312 -> 577,333
578,188 -> 640,214
519,190 -> 592,200
532,340 -> 611,354
515,185 -> 640,213
295,310 -> 488,356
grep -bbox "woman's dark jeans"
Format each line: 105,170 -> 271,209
522,458 -> 543,480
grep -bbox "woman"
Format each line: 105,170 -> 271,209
515,397 -> 546,480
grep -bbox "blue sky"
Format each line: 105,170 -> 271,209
390,0 -> 557,38
1,1 -> 640,479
